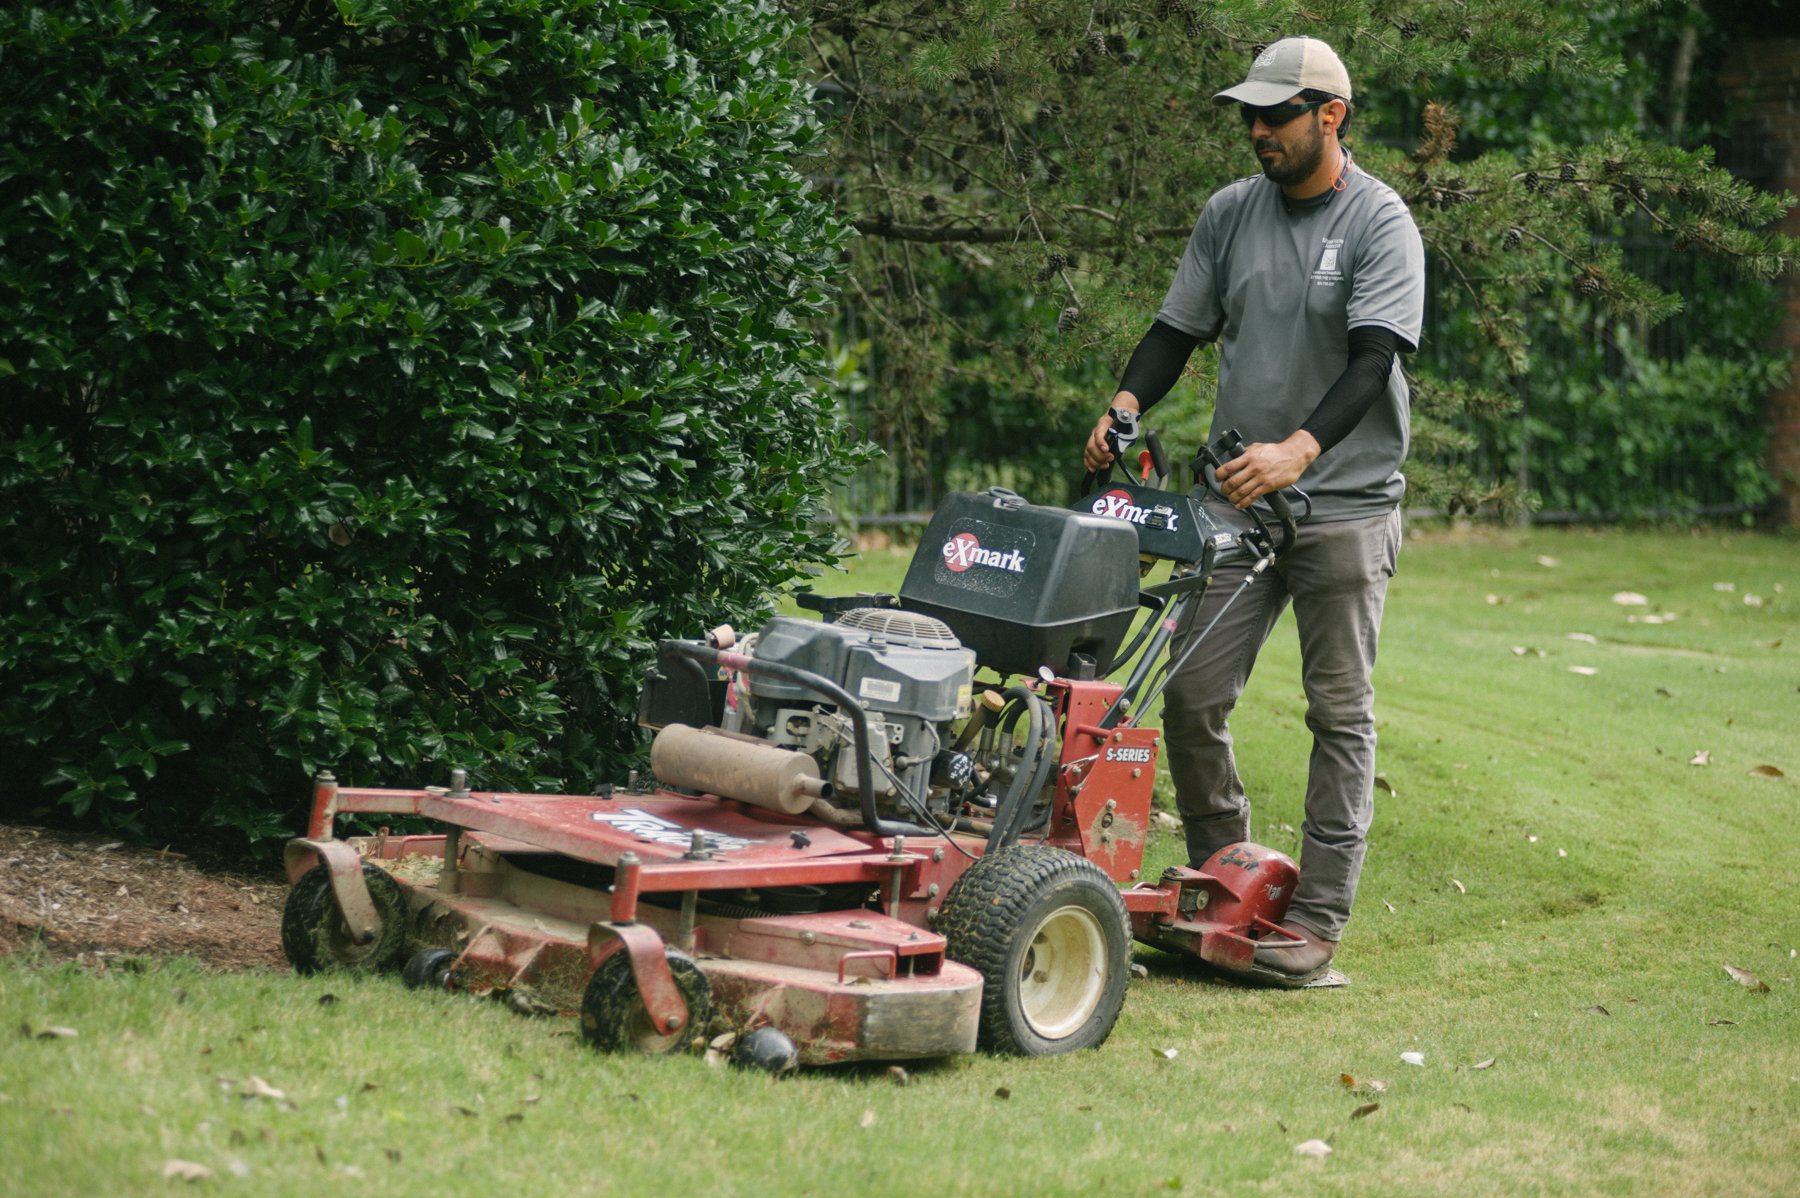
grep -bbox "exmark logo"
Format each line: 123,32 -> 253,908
1091,489 -> 1180,531
942,532 -> 1026,575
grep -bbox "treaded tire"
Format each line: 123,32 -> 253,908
938,844 -> 1131,1056
281,862 -> 408,975
580,947 -> 712,1055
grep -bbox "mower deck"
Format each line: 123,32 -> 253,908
297,782 -> 984,1064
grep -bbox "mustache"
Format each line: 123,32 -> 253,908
1254,139 -> 1282,153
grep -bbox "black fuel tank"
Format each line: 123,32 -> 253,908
898,489 -> 1140,678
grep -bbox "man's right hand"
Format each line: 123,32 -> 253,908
1083,394 -> 1140,473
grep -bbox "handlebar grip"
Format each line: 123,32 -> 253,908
1262,486 -> 1299,554
1146,431 -> 1170,483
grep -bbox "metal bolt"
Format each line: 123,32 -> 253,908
1131,767 -> 1142,779
667,1014 -> 683,1030
926,883 -> 940,898
801,932 -> 816,945
932,848 -> 944,863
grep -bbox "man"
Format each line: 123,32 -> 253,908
1083,37 -> 1425,986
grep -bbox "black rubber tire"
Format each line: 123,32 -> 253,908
938,844 -> 1131,1056
580,947 -> 712,1055
402,947 -> 460,990
280,862 -> 408,975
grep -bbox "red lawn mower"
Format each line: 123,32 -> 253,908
281,418 -> 1322,1068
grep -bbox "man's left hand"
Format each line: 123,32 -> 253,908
1215,431 -> 1320,509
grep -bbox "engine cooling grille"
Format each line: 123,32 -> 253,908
835,607 -> 963,649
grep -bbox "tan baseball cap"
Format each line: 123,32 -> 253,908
1213,37 -> 1352,106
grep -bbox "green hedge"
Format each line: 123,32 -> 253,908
0,0 -> 855,843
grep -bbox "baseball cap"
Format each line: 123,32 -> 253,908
1213,37 -> 1352,106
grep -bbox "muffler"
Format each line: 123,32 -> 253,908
650,723 -> 831,814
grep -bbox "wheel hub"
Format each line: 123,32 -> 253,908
1017,903 -> 1106,1040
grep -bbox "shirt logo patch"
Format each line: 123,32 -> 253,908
1313,237 -> 1345,287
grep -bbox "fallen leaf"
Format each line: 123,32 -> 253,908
1527,834 -> 1538,843
1536,555 -> 1560,568
1159,1047 -> 1179,1060
244,1076 -> 285,1101
317,994 -> 338,1007
451,1104 -> 478,1117
1485,593 -> 1504,605
1400,1051 -> 1425,1067
1689,750 -> 1712,767
1350,1102 -> 1380,1120
888,1066 -> 911,1087
1568,666 -> 1598,676
1339,1073 -> 1356,1088
1708,1018 -> 1736,1026
1612,591 -> 1649,606
35,1026 -> 78,1040
1567,632 -> 1598,643
1129,963 -> 1149,980
1724,964 -> 1770,993
1449,879 -> 1466,894
1558,848 -> 1568,858
1713,581 -> 1736,592
1293,1139 -> 1333,1159
994,1087 -> 1012,1100
1744,594 -> 1765,608
1382,899 -> 1396,914
1586,1005 -> 1611,1016
1362,1079 -> 1388,1094
161,1160 -> 213,1182
1748,764 -> 1785,779
1473,1057 -> 1496,1070
503,1112 -> 524,1125
1151,811 -> 1182,831
1374,775 -> 1395,795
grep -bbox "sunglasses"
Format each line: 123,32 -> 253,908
1239,99 -> 1328,129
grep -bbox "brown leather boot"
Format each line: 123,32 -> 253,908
1249,921 -> 1337,987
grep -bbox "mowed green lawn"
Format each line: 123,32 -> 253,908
3,527 -> 1795,1197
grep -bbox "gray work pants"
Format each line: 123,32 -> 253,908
1161,501 -> 1401,941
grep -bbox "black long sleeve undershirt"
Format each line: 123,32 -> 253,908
1116,320 -> 1408,456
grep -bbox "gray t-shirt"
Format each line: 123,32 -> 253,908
1157,161 -> 1426,521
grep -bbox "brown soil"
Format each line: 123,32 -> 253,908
0,824 -> 289,972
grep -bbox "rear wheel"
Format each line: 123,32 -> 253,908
281,863 -> 408,975
938,845 -> 1131,1056
580,948 -> 711,1055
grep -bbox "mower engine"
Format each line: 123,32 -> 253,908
718,608 -> 978,824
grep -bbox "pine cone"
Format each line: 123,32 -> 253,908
1523,171 -> 1540,194
1057,305 -> 1081,333
1560,161 -> 1577,181
1576,274 -> 1602,297
1502,227 -> 1523,251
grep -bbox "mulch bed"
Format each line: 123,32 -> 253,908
0,824 -> 289,972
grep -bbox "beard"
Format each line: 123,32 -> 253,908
1256,119 -> 1326,187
